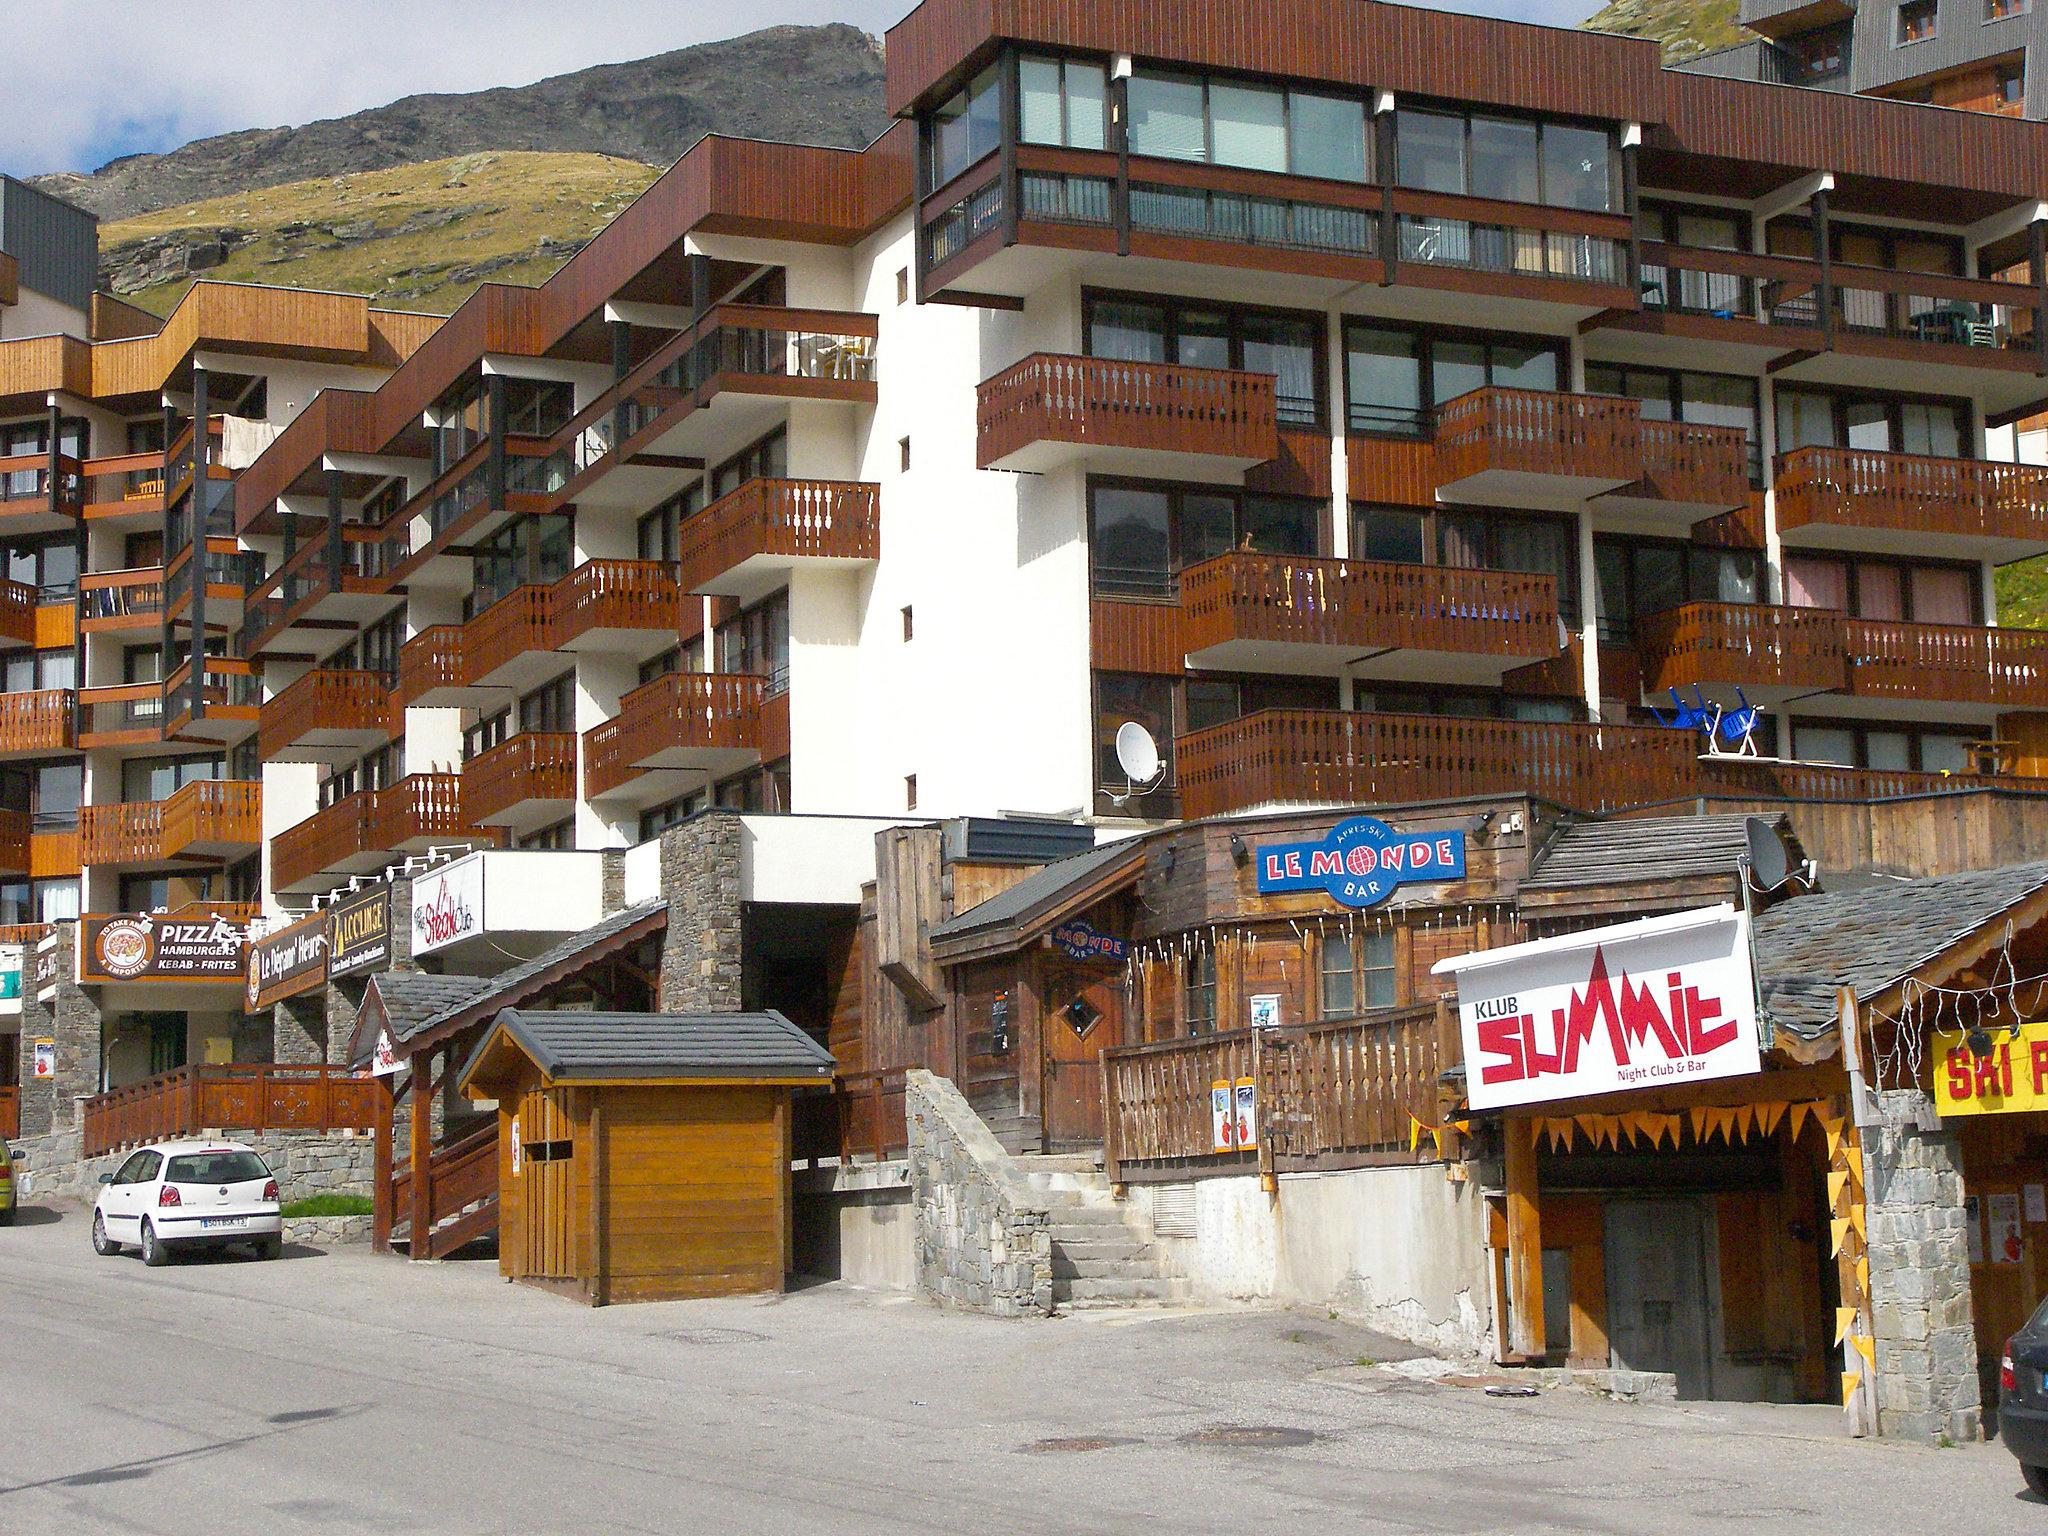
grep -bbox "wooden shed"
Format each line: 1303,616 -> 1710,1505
457,1008 -> 835,1305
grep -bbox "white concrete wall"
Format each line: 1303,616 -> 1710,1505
477,849 -> 604,932
1,287 -> 89,342
1130,1165 -> 1493,1358
738,812 -> 906,904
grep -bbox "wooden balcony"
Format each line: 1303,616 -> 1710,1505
1434,387 -> 1640,507
80,452 -> 167,520
674,479 -> 880,603
0,808 -> 28,877
1595,419 -> 1753,526
0,580 -> 33,649
164,656 -> 260,743
79,566 -> 164,632
550,558 -> 683,662
1174,707 -> 2016,820
394,624 -> 478,710
463,731 -> 577,830
258,668 -> 393,763
0,689 -> 76,758
1178,553 -> 1562,684
271,772 -> 497,894
0,453 -> 80,530
77,781 -> 261,867
976,353 -> 1279,477
79,801 -> 165,868
1843,621 -> 2048,714
1635,601 -> 1848,703
1775,446 -> 2048,562
463,585 -> 556,691
583,671 -> 775,804
78,683 -> 164,749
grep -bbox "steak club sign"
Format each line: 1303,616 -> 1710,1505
1255,815 -> 1465,909
1435,904 -> 1761,1111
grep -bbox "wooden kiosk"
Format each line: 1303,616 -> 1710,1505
457,1008 -> 834,1305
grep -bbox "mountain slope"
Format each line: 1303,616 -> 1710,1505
99,152 -> 662,316
32,24 -> 885,222
1580,0 -> 1746,60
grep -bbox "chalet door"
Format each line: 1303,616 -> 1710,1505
1604,1198 -> 1714,1399
1041,962 -> 1121,1149
515,1086 -> 576,1281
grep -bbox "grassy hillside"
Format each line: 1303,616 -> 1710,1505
1580,0 -> 1746,60
101,151 -> 661,316
1999,560 -> 2048,628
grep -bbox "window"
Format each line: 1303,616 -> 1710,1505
905,774 -> 918,811
1775,386 -> 1968,460
1129,71 -> 1209,162
32,763 -> 80,829
1342,322 -> 1563,434
639,647 -> 681,687
1020,55 -> 1110,151
1898,0 -> 1938,41
1783,554 -> 1978,624
927,64 -> 1001,191
1997,64 -> 2025,110
1320,933 -> 1355,1018
638,790 -> 705,843
1793,719 -> 1982,773
517,819 -> 574,851
1088,481 -> 1321,598
1396,107 -> 1614,211
1594,536 -> 1762,643
637,484 -> 701,565
518,674 -> 573,735
499,377 -> 573,437
1585,363 -> 1762,481
1354,505 -> 1580,623
121,755 -> 223,803
1988,0 -> 2030,15
896,267 -> 910,305
1095,673 -> 1176,797
1085,293 -> 1325,427
1122,67 -> 1370,182
1288,92 -> 1369,182
1182,946 -> 1217,1035
899,436 -> 911,473
718,593 -> 790,691
710,428 -> 786,501
1360,930 -> 1397,1009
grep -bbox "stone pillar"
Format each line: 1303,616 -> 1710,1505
18,928 -> 100,1133
1863,1090 -> 1982,1444
599,848 -> 627,918
657,812 -> 744,1013
272,994 -> 325,1064
325,977 -> 366,1066
388,878 -> 418,972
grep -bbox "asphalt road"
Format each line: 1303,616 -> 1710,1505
0,1200 -> 2036,1535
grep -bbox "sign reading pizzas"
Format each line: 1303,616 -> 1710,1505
79,913 -> 245,984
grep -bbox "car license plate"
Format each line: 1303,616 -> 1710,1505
200,1216 -> 245,1230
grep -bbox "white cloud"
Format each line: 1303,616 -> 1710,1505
4,0 -> 1605,180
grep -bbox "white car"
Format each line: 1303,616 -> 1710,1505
91,1139 -> 283,1265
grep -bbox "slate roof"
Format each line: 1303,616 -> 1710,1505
463,1008 -> 835,1085
1525,813 -> 1779,890
360,972 -> 491,1050
411,899 -> 667,1038
1753,860 -> 2048,1036
928,838 -> 1144,942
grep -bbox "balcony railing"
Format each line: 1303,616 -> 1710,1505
976,353 -> 1279,473
161,779 -> 262,858
1776,445 -> 2048,553
79,452 -> 167,513
673,479 -> 881,597
462,584 -> 554,687
368,772 -> 489,855
394,625 -> 467,709
1178,552 -> 1561,665
79,800 -> 165,866
1623,419 -> 1754,513
0,453 -> 80,513
1434,387 -> 1641,495
1175,707 -> 2014,820
271,772 -> 496,892
258,668 -> 393,761
0,689 -> 76,756
271,789 -> 375,891
79,567 -> 164,628
0,579 -> 33,649
583,671 -> 772,798
462,731 -> 578,826
82,1064 -> 380,1160
551,557 -> 684,646
163,656 -> 260,741
1635,601 -> 1848,698
1844,620 -> 2048,709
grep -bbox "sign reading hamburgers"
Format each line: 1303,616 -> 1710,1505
80,912 -> 246,983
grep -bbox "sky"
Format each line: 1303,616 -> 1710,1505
1,0 -> 1598,181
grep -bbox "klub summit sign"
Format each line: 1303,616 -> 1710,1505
1434,904 -> 1761,1112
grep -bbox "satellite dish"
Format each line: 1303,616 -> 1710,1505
1111,722 -> 1165,807
1743,815 -> 1792,892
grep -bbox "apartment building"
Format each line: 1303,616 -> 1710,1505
0,179 -> 439,1112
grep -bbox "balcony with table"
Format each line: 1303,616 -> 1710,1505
1178,552 -> 1564,685
582,671 -> 785,806
258,668 -> 394,763
462,731 -> 578,831
1775,446 -> 2048,562
977,353 -> 1279,479
673,480 -> 880,603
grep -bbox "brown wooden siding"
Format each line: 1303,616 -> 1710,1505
1090,598 -> 1183,675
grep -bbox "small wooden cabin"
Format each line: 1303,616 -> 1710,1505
458,1008 -> 835,1305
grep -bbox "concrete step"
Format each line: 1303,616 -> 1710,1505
1051,1236 -> 1156,1263
1045,1216 -> 1143,1242
1051,1253 -> 1164,1280
1012,1153 -> 1104,1176
1054,1276 -> 1193,1307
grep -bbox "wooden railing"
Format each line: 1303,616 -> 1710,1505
0,689 -> 75,755
1844,619 -> 2048,708
1630,418 -> 1752,511
272,773 -> 493,890
463,584 -> 553,684
394,624 -> 466,709
1101,1006 -> 1452,1183
79,566 -> 164,628
271,789 -> 375,890
258,668 -> 393,759
834,1069 -> 909,1164
1434,386 -> 1639,487
583,671 -> 771,797
976,352 -> 1279,470
673,479 -> 881,594
79,451 -> 167,512
550,557 -> 682,644
0,452 -> 80,510
81,1063 -> 381,1159
0,579 -> 36,648
390,1121 -> 499,1260
1178,551 -> 1560,661
462,731 -> 577,825
160,778 -> 262,856
1776,445 -> 2048,547
368,772 -> 484,852
1636,601 -> 1847,695
79,800 -> 164,865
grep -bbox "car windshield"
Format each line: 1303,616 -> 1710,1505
164,1151 -> 271,1185
2032,1293 -> 2048,1335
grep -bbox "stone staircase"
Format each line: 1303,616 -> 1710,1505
1013,1153 -> 1191,1310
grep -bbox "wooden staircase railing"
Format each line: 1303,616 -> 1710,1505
389,1121 -> 499,1259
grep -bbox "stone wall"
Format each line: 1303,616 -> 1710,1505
658,813 -> 744,1012
1862,1090 -> 1982,1444
906,1070 -> 1053,1317
15,928 -> 97,1137
12,1127 -> 375,1209
286,1214 -> 372,1246
273,993 -> 326,1065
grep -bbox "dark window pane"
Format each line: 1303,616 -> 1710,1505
1357,508 -> 1426,565
1469,116 -> 1540,203
1346,327 -> 1423,432
1179,493 -> 1237,568
1397,109 -> 1465,193
1243,497 -> 1318,558
1542,124 -> 1613,211
1091,487 -> 1173,597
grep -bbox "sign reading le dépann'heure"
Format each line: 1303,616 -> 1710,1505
1435,904 -> 1762,1112
245,911 -> 329,1010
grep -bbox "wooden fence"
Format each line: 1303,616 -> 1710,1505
1101,1004 -> 1455,1184
81,1063 -> 380,1159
